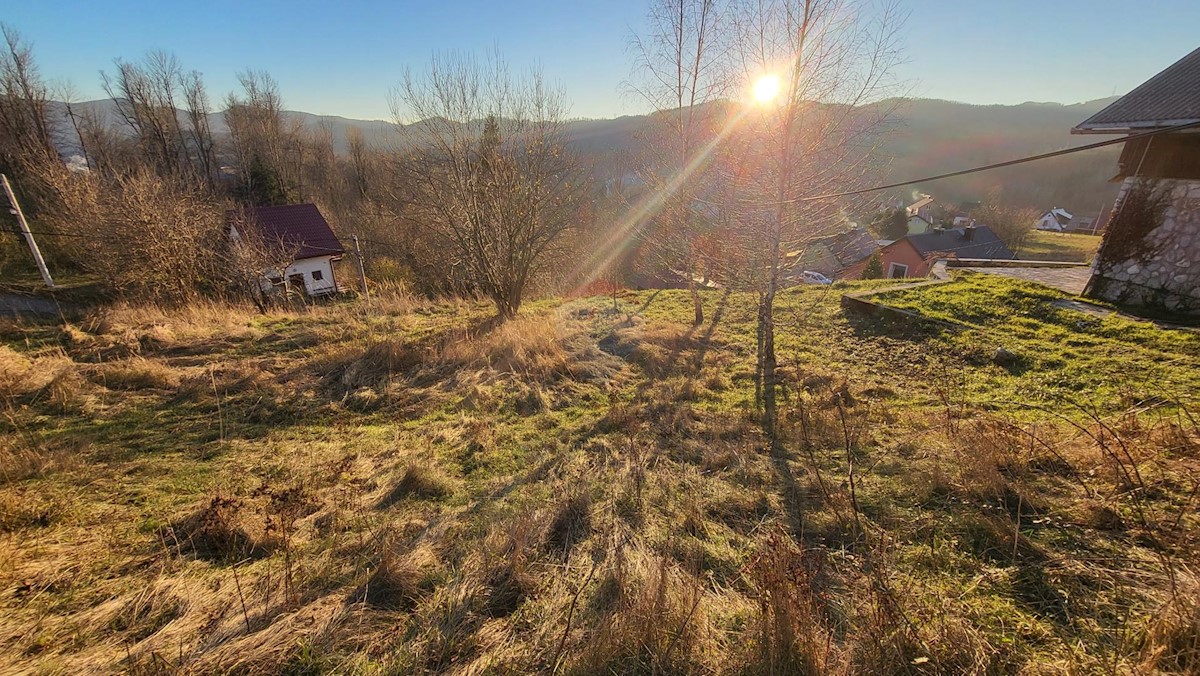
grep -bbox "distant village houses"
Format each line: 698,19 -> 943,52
842,224 -> 1015,280
906,194 -> 938,223
1035,208 -> 1074,232
789,227 -> 879,279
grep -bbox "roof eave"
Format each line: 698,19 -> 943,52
1072,118 -> 1200,134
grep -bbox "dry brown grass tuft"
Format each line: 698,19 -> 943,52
0,490 -> 63,532
0,346 -> 79,404
0,345 -> 35,399
107,584 -> 186,643
604,321 -> 707,378
88,300 -> 263,344
441,314 -> 570,380
90,356 -> 181,391
355,542 -> 443,611
42,367 -> 96,413
0,436 -> 81,485
377,461 -> 453,509
572,552 -> 718,675
323,338 -> 424,396
742,531 -> 841,675
1140,571 -> 1200,673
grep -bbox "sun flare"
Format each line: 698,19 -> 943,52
752,74 -> 782,104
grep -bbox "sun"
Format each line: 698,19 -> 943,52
752,74 -> 782,105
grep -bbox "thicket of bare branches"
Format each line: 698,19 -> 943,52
34,163 -> 224,302
389,53 -> 586,319
973,193 -> 1040,252
101,51 -> 217,185
0,23 -> 60,219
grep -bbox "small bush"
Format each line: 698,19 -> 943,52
355,544 -> 442,610
164,495 -> 270,562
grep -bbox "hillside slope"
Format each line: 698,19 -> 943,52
2,277 -> 1197,673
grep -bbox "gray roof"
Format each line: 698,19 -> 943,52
822,228 -> 879,268
906,225 -> 1014,260
1075,46 -> 1200,133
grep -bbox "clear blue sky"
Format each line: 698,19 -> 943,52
5,0 -> 1199,120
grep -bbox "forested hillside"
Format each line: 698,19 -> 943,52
50,95 -> 1122,212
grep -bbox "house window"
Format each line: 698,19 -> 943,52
312,270 -> 324,281
888,263 -> 909,279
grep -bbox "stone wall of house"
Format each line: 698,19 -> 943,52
1087,178 -> 1200,315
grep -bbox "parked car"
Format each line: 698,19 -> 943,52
799,270 -> 833,285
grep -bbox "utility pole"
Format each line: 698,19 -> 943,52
351,234 -> 369,302
1,173 -> 54,288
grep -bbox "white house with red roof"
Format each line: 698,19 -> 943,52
226,203 -> 346,297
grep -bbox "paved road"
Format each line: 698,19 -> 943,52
961,266 -> 1092,295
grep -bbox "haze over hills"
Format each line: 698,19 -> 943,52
55,96 -> 1124,215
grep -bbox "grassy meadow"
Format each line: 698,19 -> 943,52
1,273 -> 1198,674
1016,231 -> 1103,262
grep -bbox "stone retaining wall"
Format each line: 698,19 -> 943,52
1087,178 -> 1200,315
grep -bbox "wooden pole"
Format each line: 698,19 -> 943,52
352,234 -> 369,301
1,173 -> 54,288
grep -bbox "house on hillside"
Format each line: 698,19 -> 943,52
907,194 -> 938,223
1072,46 -> 1200,314
1065,210 -> 1107,235
907,214 -> 934,235
789,228 -> 878,278
841,225 -> 1014,280
1035,208 -> 1074,231
226,203 -> 346,297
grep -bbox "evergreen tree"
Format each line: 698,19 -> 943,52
861,250 -> 884,279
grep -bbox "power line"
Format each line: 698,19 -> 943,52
723,119 -> 1200,206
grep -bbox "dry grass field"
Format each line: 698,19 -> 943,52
1,275 -> 1198,674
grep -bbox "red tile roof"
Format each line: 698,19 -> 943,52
226,204 -> 345,259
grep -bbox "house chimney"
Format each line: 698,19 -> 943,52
964,224 -> 976,241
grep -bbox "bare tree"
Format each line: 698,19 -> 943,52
225,70 -> 299,205
973,193 -> 1039,254
389,52 -> 584,320
627,0 -> 733,324
101,51 -> 217,184
726,0 -> 905,442
181,70 -> 218,186
0,23 -> 59,209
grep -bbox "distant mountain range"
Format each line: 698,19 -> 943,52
52,96 -> 1124,214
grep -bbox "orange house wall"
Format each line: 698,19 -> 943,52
841,240 -> 933,279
